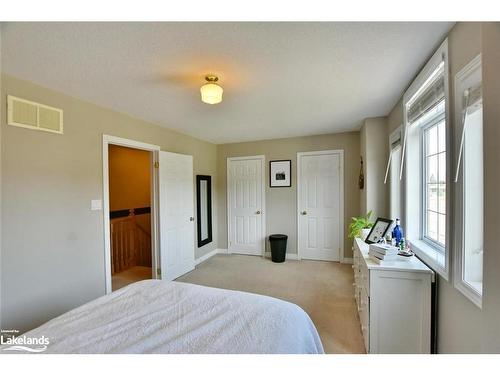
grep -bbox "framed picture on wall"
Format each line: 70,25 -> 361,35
270,160 -> 291,187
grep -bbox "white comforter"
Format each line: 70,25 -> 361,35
11,280 -> 324,354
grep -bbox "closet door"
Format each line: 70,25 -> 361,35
158,151 -> 195,280
297,151 -> 343,261
227,156 -> 265,256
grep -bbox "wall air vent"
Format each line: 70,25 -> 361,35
7,95 -> 63,134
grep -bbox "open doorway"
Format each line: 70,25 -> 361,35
102,135 -> 195,294
102,135 -> 160,294
108,144 -> 153,291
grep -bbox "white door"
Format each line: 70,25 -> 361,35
298,151 -> 343,261
227,156 -> 265,256
158,151 -> 195,280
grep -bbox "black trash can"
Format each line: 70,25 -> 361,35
269,234 -> 288,263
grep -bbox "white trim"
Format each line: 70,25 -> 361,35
402,38 -> 450,281
296,149 -> 345,262
341,257 -> 353,265
102,135 -> 160,294
195,248 -> 228,266
455,279 -> 482,309
453,54 -> 483,309
264,252 -> 298,261
226,155 -> 266,256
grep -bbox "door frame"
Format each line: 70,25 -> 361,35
226,155 -> 266,255
296,150 -> 345,262
102,135 -> 160,294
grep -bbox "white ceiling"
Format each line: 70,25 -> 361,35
1,22 -> 453,144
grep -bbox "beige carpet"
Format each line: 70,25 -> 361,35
177,254 -> 365,354
112,266 -> 152,291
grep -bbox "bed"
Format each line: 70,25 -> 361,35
5,280 -> 324,354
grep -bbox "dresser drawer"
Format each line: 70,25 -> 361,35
359,286 -> 370,352
359,258 -> 370,296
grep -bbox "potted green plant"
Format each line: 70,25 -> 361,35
348,211 -> 374,241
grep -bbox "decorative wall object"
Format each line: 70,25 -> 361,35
270,160 -> 291,187
359,156 -> 365,189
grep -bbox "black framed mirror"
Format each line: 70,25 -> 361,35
196,175 -> 212,247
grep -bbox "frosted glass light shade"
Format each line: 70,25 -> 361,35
200,82 -> 223,104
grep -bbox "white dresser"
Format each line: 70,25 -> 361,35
353,238 -> 434,353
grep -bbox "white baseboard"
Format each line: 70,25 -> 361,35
341,257 -> 353,264
195,248 -> 228,265
264,252 -> 298,260
196,249 -> 300,265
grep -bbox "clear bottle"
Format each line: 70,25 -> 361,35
392,218 -> 404,247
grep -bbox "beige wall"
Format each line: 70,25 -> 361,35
385,22 -> 500,353
360,126 -> 366,215
387,97 -> 403,135
481,22 -> 500,353
216,132 -> 360,259
360,117 -> 389,219
438,22 -> 483,353
108,145 -> 151,211
0,24 -> 3,328
0,73 -> 218,332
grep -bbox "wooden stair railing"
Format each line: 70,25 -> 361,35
110,210 -> 152,275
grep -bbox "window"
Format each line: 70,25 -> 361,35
422,111 -> 446,249
453,54 -> 483,308
402,39 -> 450,279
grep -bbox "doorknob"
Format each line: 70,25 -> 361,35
189,217 -> 194,221
256,210 -> 261,215
301,211 -> 307,215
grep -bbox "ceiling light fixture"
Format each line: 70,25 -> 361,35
200,75 -> 223,105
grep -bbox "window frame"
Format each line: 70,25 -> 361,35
453,54 -> 483,309
402,38 -> 450,280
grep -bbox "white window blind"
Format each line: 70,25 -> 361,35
400,58 -> 446,181
407,64 -> 445,125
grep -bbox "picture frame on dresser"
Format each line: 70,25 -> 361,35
365,217 -> 393,244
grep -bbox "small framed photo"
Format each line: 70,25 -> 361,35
365,217 -> 393,244
270,160 -> 291,187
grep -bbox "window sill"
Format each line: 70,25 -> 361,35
454,279 -> 482,309
409,239 -> 448,281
